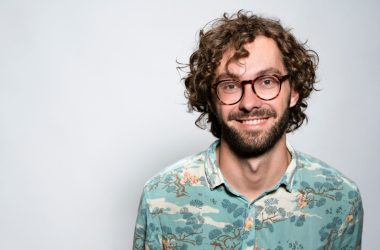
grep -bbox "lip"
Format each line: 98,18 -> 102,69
236,116 -> 270,122
235,117 -> 270,127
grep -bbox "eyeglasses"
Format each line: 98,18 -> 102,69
212,74 -> 290,105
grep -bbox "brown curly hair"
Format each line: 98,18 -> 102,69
182,10 -> 318,138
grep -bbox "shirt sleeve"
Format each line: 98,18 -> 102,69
332,188 -> 364,249
133,188 -> 162,250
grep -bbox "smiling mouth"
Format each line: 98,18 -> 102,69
238,118 -> 269,125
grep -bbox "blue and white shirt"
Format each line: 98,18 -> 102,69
133,140 -> 363,250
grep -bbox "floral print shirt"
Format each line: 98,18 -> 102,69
133,140 -> 363,250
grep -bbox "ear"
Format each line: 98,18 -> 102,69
289,88 -> 299,108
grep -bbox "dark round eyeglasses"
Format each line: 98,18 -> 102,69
212,74 -> 290,105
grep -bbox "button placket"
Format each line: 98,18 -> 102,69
241,203 -> 256,250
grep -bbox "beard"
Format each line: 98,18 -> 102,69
218,104 -> 290,158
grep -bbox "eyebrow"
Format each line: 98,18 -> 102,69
215,67 -> 285,82
255,67 -> 284,76
215,73 -> 239,82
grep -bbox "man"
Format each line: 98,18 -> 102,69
133,11 -> 363,250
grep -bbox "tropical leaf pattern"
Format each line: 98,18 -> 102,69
133,141 -> 363,250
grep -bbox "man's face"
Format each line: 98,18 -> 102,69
213,36 -> 299,157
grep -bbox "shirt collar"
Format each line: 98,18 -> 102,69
280,142 -> 298,192
204,140 -> 299,192
204,140 -> 225,189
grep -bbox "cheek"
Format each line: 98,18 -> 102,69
214,104 -> 231,122
275,90 -> 293,112
277,100 -> 290,114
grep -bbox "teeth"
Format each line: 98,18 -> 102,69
241,119 -> 266,125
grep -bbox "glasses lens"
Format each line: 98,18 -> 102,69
217,80 -> 242,104
254,76 -> 281,100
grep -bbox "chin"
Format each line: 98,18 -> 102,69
221,109 -> 290,158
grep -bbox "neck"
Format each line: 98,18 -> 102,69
217,135 -> 291,202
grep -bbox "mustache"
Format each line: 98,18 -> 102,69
227,109 -> 277,121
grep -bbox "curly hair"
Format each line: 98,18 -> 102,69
182,10 -> 318,138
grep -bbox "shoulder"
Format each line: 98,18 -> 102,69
141,150 -> 208,198
293,151 -> 363,246
146,151 -> 206,185
294,150 -> 362,203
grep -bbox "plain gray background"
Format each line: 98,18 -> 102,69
0,0 -> 379,249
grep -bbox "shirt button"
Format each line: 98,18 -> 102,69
244,216 -> 254,231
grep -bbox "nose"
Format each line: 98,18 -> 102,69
238,84 -> 263,112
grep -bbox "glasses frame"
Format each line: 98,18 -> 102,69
212,74 -> 290,105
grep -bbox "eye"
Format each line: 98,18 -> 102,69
256,76 -> 279,89
218,81 -> 241,93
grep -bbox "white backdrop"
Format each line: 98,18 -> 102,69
0,0 -> 379,249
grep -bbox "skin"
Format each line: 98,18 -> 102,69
213,36 -> 299,202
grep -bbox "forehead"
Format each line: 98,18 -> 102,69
215,36 -> 286,78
